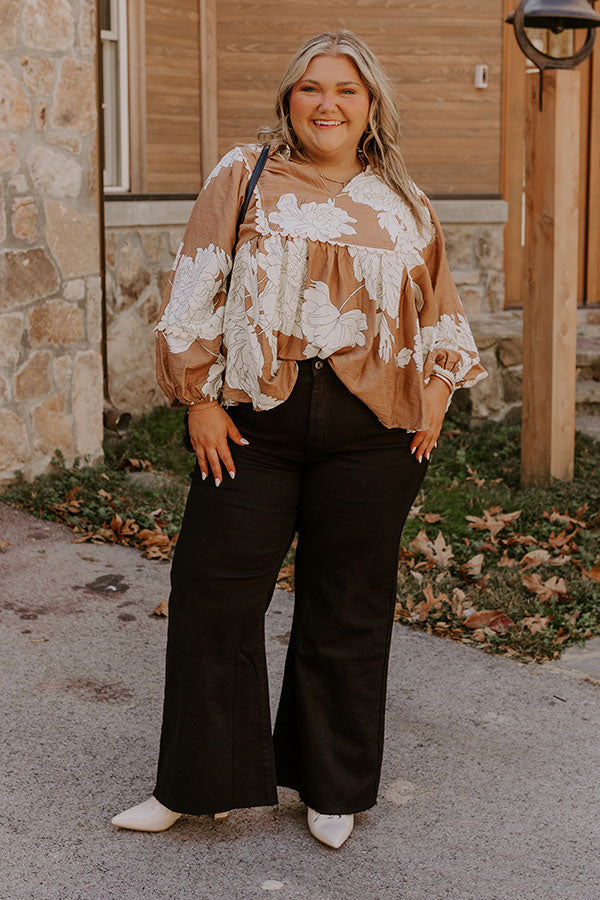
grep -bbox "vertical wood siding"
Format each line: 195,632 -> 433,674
145,0 -> 202,192
216,0 -> 503,195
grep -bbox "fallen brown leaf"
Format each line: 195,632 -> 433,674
522,614 -> 550,634
466,508 -> 521,539
503,534 -> 538,547
153,597 -> 169,617
408,529 -> 454,568
421,512 -> 445,524
465,609 -> 514,633
497,550 -> 518,568
582,565 -> 600,583
460,553 -> 484,578
543,508 -> 586,528
520,549 -> 551,569
120,458 -> 153,472
521,572 -> 569,602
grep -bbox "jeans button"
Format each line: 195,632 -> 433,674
314,359 -> 323,370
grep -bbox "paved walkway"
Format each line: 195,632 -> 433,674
1,502 -> 600,900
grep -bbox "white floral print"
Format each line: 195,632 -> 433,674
155,243 -> 231,353
395,346 -> 412,368
269,194 -> 357,241
155,144 -> 487,430
301,281 -> 368,358
347,246 -> 405,320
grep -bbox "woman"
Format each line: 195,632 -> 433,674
111,30 -> 486,849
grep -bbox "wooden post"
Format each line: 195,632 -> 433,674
521,69 -> 580,485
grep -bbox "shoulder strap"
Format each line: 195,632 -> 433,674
236,143 -> 270,232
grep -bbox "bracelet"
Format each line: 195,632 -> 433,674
187,400 -> 220,412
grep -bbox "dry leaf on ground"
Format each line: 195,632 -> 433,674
582,565 -> 600,583
120,458 -> 153,472
420,513 -> 446,524
521,572 -> 569,602
497,550 -> 518,567
466,508 -> 521,539
464,609 -> 515,633
137,528 -> 173,560
520,549 -> 551,569
408,529 -> 454,567
522,614 -> 550,634
543,508 -> 586,528
460,553 -> 484,578
153,597 -> 169,617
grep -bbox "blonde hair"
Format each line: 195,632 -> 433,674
258,30 -> 428,229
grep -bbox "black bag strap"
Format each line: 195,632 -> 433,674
182,143 -> 270,450
236,143 -> 270,231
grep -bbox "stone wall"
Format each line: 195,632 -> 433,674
104,222 -> 182,413
0,0 -> 103,482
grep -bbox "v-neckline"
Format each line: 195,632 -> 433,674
294,157 -> 370,200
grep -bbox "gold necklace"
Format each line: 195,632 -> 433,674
315,166 -> 364,191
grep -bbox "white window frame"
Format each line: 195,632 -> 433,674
101,0 -> 130,193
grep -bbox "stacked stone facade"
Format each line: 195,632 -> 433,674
0,0 -> 103,482
104,225 -> 183,413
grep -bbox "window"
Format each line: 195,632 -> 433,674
101,0 -> 130,192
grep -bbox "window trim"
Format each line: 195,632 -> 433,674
101,0 -> 130,193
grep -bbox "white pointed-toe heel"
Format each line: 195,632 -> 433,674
307,806 -> 354,849
111,795 -> 181,832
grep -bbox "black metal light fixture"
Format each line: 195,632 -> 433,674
506,0 -> 600,70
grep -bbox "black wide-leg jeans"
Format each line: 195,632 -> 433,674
153,358 -> 428,816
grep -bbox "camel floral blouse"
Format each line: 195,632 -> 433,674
155,144 -> 487,430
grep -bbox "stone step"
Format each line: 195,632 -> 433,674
575,415 -> 600,442
577,331 -> 600,374
576,380 -> 600,416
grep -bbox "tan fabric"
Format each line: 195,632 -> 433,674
155,144 -> 487,430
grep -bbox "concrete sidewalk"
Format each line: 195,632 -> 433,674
1,501 -> 600,900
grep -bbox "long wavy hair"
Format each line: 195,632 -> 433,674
258,30 -> 427,229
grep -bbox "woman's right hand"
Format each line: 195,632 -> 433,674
188,406 -> 249,486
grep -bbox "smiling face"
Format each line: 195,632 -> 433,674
287,54 -> 371,166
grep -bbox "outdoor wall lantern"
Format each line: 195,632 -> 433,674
506,0 -> 600,72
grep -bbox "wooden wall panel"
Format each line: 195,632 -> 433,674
216,0 -> 503,195
144,0 -> 202,192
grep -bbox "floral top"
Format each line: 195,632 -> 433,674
155,144 -> 487,430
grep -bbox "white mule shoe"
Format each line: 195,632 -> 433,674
111,795 -> 181,832
111,796 -> 230,831
307,806 -> 354,849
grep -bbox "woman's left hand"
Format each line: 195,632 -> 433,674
410,376 -> 452,463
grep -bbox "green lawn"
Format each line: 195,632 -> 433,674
3,404 -> 599,662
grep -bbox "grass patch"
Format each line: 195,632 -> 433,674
2,404 -> 599,660
395,409 -> 600,663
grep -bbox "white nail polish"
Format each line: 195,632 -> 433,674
426,452 -> 430,460
417,455 -> 422,463
215,478 -> 221,487
240,438 -> 250,445
411,446 -> 416,455
201,471 -> 207,481
229,470 -> 235,479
